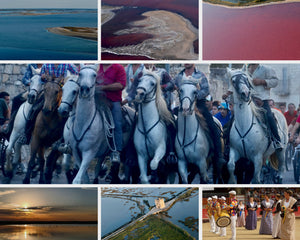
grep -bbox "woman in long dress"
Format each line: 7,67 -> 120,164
236,200 -> 246,227
245,197 -> 258,230
278,190 -> 298,240
272,194 -> 282,239
259,194 -> 274,235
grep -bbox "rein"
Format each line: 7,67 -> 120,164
137,100 -> 160,160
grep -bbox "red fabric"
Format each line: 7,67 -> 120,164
96,64 -> 126,102
284,111 -> 298,125
296,115 -> 300,124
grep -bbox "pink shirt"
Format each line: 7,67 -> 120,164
96,64 -> 126,102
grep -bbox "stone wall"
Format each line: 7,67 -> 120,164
0,64 -> 28,97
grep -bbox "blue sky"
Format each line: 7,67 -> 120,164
1,0 -> 97,9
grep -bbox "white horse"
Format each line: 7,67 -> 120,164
227,69 -> 288,184
175,78 -> 212,184
57,74 -> 79,183
5,68 -> 43,177
134,69 -> 174,184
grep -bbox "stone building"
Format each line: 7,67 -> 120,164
155,198 -> 165,209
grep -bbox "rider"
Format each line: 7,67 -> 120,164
19,64 -> 78,144
173,64 -> 225,182
223,64 -> 283,150
289,114 -> 300,146
96,64 -> 126,164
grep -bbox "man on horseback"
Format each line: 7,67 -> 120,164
173,64 -> 225,181
19,64 -> 78,144
96,64 -> 126,164
224,64 -> 283,150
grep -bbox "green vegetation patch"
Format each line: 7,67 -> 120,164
110,215 -> 195,240
179,216 -> 199,232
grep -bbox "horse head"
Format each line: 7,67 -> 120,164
78,64 -> 97,99
58,74 -> 79,117
27,73 -> 43,104
135,69 -> 159,103
228,68 -> 252,102
42,77 -> 63,116
179,77 -> 199,116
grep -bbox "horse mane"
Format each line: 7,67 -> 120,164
143,69 -> 175,126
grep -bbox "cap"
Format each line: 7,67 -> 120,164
208,197 -> 212,201
221,196 -> 226,201
218,102 -> 229,110
229,190 -> 236,195
212,195 -> 218,199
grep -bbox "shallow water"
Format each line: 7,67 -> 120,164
203,2 -> 300,60
0,224 -> 97,240
0,9 -> 97,60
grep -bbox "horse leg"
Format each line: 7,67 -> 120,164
23,149 -> 38,184
178,159 -> 188,184
37,147 -> 46,184
63,154 -> 74,184
276,150 -> 285,183
72,151 -> 94,184
252,155 -> 263,184
45,149 -> 61,184
5,130 -> 20,176
150,144 -> 166,171
228,148 -> 240,184
138,154 -> 149,184
198,158 -> 209,184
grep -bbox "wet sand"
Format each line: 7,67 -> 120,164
102,10 -> 198,60
204,0 -> 300,8
47,27 -> 97,41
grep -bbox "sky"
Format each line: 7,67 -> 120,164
1,0 -> 97,9
0,188 -> 97,222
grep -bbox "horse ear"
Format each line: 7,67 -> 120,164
138,71 -> 143,79
80,64 -> 85,70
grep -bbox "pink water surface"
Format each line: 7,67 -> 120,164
203,2 -> 300,60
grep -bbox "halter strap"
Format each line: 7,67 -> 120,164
234,114 -> 255,159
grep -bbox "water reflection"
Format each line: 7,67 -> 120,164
0,224 -> 97,240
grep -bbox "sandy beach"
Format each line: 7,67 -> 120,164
47,27 -> 97,41
101,6 -> 122,25
102,10 -> 198,60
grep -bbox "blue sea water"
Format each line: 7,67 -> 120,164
0,10 -> 97,60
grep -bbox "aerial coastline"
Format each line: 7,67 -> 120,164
102,7 -> 198,60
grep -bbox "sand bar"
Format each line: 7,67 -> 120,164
47,27 -> 97,41
102,10 -> 198,60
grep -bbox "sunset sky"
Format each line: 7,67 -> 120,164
0,188 -> 97,222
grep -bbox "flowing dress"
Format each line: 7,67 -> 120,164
279,197 -> 298,240
236,204 -> 246,227
245,201 -> 257,230
272,200 -> 281,238
259,199 -> 274,235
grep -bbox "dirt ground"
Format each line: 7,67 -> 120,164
202,218 -> 300,239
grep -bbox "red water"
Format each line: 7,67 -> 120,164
203,2 -> 300,60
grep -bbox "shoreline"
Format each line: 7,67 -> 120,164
204,0 -> 300,8
0,9 -> 97,16
102,9 -> 198,60
47,27 -> 97,41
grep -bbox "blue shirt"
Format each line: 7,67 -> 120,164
215,111 -> 231,127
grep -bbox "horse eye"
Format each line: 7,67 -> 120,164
72,90 -> 77,95
79,73 -> 82,78
93,73 -> 96,78
151,82 -> 155,86
194,91 -> 197,95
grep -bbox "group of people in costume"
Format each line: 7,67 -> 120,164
206,189 -> 298,240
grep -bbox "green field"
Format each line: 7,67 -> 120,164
110,215 -> 195,240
